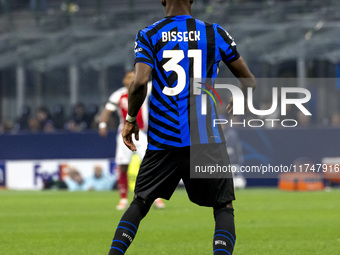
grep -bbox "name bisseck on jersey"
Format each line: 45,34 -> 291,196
162,31 -> 201,42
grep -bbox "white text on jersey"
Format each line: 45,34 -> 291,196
162,31 -> 201,42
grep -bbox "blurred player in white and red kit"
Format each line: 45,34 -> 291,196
99,70 -> 165,210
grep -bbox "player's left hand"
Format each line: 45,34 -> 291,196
227,96 -> 248,114
122,121 -> 139,152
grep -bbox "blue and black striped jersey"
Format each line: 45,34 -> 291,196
134,15 -> 240,150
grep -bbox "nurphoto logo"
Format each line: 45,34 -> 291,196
195,82 -> 312,128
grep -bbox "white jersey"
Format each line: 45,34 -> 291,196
105,86 -> 149,132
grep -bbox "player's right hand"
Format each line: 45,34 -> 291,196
99,126 -> 108,137
122,121 -> 139,152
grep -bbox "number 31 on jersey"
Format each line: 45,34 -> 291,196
162,49 -> 202,96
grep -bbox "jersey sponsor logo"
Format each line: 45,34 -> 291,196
161,31 -> 201,42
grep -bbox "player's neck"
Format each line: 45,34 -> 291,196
165,6 -> 191,17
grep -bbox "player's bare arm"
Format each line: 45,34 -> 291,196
122,63 -> 152,151
98,108 -> 114,137
226,57 -> 256,114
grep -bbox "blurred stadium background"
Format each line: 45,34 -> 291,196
0,0 -> 340,129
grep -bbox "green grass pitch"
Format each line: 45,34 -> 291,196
1,188 -> 339,255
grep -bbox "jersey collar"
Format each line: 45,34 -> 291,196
165,15 -> 192,20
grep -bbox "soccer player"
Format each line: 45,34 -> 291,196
108,0 -> 255,254
99,70 -> 143,210
99,70 -> 165,210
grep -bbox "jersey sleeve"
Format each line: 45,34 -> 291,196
215,24 -> 240,65
105,90 -> 120,112
134,29 -> 154,69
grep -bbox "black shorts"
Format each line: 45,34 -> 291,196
134,143 -> 235,207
